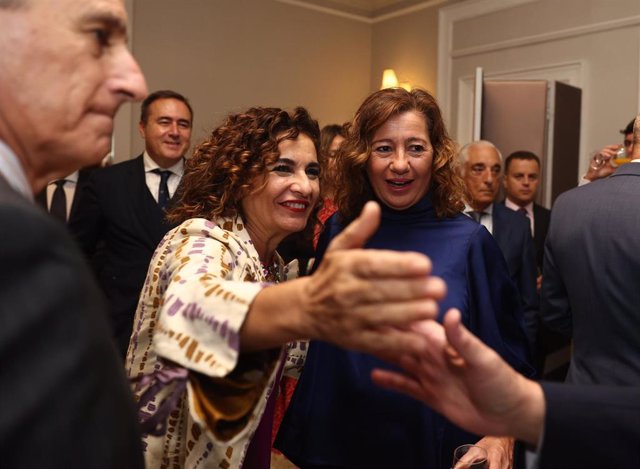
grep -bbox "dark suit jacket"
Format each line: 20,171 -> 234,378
491,203 -> 539,352
68,155 -> 178,357
541,163 -> 640,385
34,168 -> 93,222
517,383 -> 640,469
532,203 -> 551,271
0,175 -> 143,468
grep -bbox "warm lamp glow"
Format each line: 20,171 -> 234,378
381,69 -> 399,89
381,69 -> 411,90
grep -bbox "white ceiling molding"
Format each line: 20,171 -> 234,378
453,14 -> 640,59
437,0 -> 538,123
274,0 -> 376,23
274,0 -> 451,24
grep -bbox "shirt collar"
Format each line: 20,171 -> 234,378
0,139 -> 33,201
465,201 -> 493,215
505,198 -> 533,215
48,170 -> 79,186
143,151 -> 184,176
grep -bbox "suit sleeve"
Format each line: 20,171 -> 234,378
539,212 -> 573,337
0,203 -> 143,469
67,169 -> 104,260
538,382 -> 640,469
518,223 -> 540,349
466,228 -> 535,377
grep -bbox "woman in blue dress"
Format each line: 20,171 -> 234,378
276,88 -> 535,469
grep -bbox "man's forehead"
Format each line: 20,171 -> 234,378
509,159 -> 539,172
469,145 -> 500,164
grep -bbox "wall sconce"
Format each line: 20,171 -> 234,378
381,68 -> 411,91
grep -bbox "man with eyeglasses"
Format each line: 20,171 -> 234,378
459,141 -> 539,372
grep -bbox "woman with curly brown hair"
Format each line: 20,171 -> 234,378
125,105 -> 446,469
276,88 -> 535,469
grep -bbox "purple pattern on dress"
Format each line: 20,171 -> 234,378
166,296 -> 183,317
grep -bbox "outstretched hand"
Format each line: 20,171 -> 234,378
371,308 -> 545,446
301,201 -> 447,359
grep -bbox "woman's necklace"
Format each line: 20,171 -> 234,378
260,257 -> 280,283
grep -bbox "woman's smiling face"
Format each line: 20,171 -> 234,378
366,110 -> 433,211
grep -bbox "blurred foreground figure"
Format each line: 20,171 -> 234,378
0,0 -> 148,467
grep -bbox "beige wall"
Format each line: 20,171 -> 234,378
371,0 -> 463,96
115,0 -> 372,161
441,0 -> 640,179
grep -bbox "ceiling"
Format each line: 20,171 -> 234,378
285,0 -> 446,19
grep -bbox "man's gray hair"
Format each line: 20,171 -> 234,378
458,140 -> 503,176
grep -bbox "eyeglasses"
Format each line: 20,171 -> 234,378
469,163 -> 501,177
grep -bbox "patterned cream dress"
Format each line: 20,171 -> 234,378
125,215 -> 301,469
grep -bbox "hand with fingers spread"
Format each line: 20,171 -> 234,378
371,308 -> 545,447
243,201 -> 446,357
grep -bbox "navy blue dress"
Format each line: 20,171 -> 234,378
275,195 -> 534,469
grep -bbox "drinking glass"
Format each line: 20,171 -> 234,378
452,444 -> 489,469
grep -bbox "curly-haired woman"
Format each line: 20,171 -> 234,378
125,106 -> 444,469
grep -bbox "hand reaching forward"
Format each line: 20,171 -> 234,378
371,308 -> 545,446
242,201 -> 446,359
299,201 -> 447,358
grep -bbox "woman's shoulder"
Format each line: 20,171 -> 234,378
168,217 -> 254,251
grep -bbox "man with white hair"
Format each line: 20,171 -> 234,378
459,141 -> 539,369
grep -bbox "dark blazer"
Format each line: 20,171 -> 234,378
0,175 -> 143,468
541,163 -> 640,385
491,202 -> 539,351
532,383 -> 640,468
34,168 -> 94,222
532,203 -> 551,271
514,383 -> 640,469
68,155 -> 178,357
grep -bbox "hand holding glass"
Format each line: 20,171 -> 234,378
452,444 -> 489,469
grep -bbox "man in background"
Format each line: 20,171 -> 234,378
459,141 -> 539,367
503,150 -> 550,279
70,89 -> 193,357
502,150 -> 570,379
584,117 -> 635,182
0,0 -> 148,467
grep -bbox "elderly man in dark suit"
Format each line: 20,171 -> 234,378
69,89 -> 193,358
0,0 -> 148,467
541,116 -> 640,386
459,141 -> 539,361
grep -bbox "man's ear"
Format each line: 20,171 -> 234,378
138,121 -> 146,139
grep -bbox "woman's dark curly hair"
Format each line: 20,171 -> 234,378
333,88 -> 465,223
167,106 -> 322,232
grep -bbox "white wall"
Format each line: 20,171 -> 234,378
439,0 -> 640,179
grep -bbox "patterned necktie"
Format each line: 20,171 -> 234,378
518,207 -> 528,217
50,179 -> 67,222
152,169 -> 171,209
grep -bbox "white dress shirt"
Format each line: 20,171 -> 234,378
44,171 -> 79,219
464,202 -> 494,235
0,139 -> 32,201
143,152 -> 184,203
